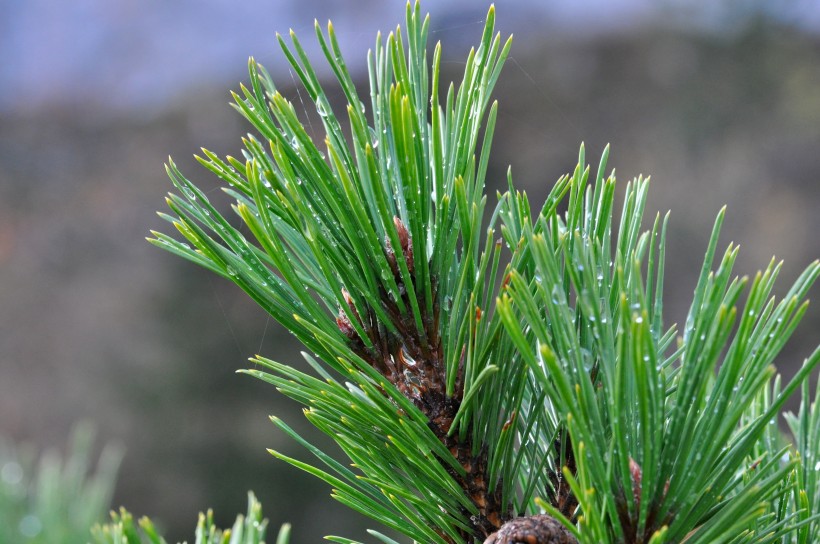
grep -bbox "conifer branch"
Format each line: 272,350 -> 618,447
149,2 -> 820,543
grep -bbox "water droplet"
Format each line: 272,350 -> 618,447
781,452 -> 790,465
1,462 -> 23,485
19,515 -> 42,538
551,285 -> 565,305
400,347 -> 417,367
580,348 -> 595,372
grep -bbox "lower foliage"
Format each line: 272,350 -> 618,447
90,492 -> 288,544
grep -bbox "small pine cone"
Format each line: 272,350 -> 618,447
484,515 -> 577,544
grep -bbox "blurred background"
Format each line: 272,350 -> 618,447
1,0 -> 818,541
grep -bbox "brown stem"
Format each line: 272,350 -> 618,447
338,231 -> 523,542
548,436 -> 579,520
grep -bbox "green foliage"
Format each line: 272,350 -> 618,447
151,3 -> 518,541
0,424 -> 121,544
149,1 -> 820,543
785,380 -> 820,543
0,428 -> 284,544
90,492 -> 286,544
497,147 -> 820,543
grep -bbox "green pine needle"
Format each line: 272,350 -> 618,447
90,492 -> 281,544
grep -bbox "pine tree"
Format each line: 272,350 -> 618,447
147,3 -> 820,543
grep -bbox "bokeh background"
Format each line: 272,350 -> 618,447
1,0 -> 819,541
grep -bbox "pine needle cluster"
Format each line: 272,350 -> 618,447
90,493 -> 285,544
148,3 -> 820,543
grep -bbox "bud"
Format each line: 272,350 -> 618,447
341,288 -> 362,326
501,410 -> 516,432
336,312 -> 357,339
629,457 -> 669,511
629,457 -> 642,508
393,216 -> 414,274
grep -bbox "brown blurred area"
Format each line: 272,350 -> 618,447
1,3 -> 818,542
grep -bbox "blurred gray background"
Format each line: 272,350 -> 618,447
1,0 -> 818,541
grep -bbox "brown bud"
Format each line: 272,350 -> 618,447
629,457 -> 670,511
749,458 -> 761,471
341,288 -> 362,325
336,313 -> 356,339
629,457 -> 642,508
393,216 -> 414,274
484,514 -> 578,544
501,410 -> 517,432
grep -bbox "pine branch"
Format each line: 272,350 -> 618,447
497,145 -> 820,542
149,2 -> 820,543
152,3 -> 526,541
